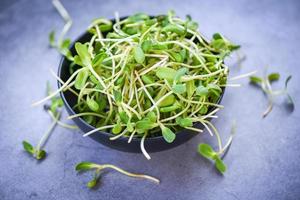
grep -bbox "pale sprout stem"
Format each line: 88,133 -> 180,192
36,111 -> 61,151
181,68 -> 225,82
229,70 -> 258,81
201,108 -> 220,120
47,110 -> 78,129
185,127 -> 203,133
139,57 -> 168,76
49,68 -> 79,96
128,131 -> 137,143
220,84 -> 241,87
32,68 -> 84,106
159,41 -> 210,73
100,164 -> 159,183
143,91 -> 173,114
135,71 -> 160,120
219,120 -> 237,154
141,132 -> 151,160
52,0 -> 72,45
67,112 -> 106,120
83,125 -> 116,137
110,129 -> 128,141
204,120 -> 223,152
199,120 -> 214,137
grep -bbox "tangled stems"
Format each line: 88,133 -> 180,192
35,12 -> 240,159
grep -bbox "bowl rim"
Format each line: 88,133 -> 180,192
57,17 -> 226,142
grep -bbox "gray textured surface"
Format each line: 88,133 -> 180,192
0,0 -> 300,199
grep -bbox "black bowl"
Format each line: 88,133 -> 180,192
58,20 -> 226,153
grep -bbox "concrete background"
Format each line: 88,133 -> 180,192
0,0 -> 300,199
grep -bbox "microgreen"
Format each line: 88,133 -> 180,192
75,161 -> 160,188
35,11 -> 240,160
49,0 -> 73,61
197,121 -> 237,174
198,143 -> 226,174
23,82 -> 77,160
249,69 -> 294,117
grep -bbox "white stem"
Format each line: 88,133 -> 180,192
141,132 -> 151,160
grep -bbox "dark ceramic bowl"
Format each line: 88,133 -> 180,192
58,18 -> 226,153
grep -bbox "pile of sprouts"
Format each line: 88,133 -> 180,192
33,11 -> 240,160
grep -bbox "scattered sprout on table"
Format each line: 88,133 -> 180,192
249,69 -> 294,118
75,161 -> 160,188
22,82 -> 77,160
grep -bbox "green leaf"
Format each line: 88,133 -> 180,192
198,143 -> 216,159
162,24 -> 185,35
134,46 -> 145,64
127,13 -> 149,23
99,23 -> 112,32
268,73 -> 280,82
75,162 -> 98,171
75,68 -> 89,90
141,75 -> 154,84
73,55 -> 83,66
199,105 -> 208,114
146,111 -> 157,122
92,51 -> 107,67
159,101 -> 181,112
174,68 -> 188,83
75,42 -> 91,66
127,121 -> 134,132
211,39 -> 227,50
158,94 -> 175,107
112,123 -> 122,134
186,80 -> 196,98
249,76 -> 262,85
169,52 -> 183,62
210,34 -> 240,52
207,83 -> 222,97
228,44 -> 240,51
49,30 -> 56,47
172,84 -> 186,94
141,40 -> 152,53
151,43 -> 168,50
83,115 -> 95,124
176,117 -> 193,127
145,19 -> 157,26
136,119 -> 156,133
212,33 -> 222,40
22,141 -> 35,155
187,21 -> 198,31
113,90 -> 122,104
87,178 -> 98,188
161,125 -> 176,143
87,96 -> 99,112
196,85 -> 209,97
179,49 -> 187,62
50,99 -> 60,114
119,111 -> 129,124
215,156 -> 227,174
156,67 -> 177,82
36,150 -> 46,160
60,39 -> 71,51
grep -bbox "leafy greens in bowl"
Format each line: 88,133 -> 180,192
57,12 -> 239,158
